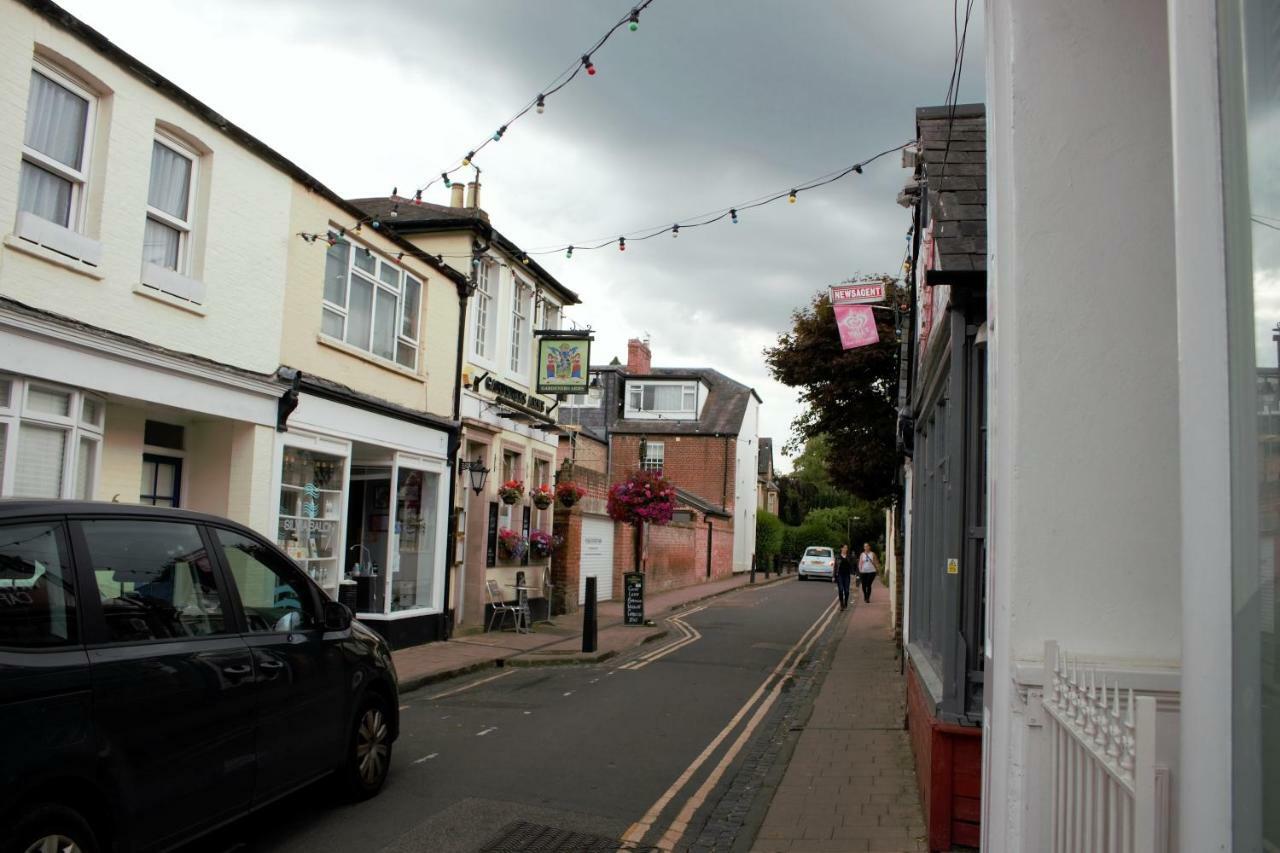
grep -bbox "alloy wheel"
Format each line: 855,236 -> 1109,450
355,706 -> 389,785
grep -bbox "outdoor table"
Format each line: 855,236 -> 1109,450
506,584 -> 535,633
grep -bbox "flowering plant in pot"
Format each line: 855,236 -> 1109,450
529,529 -> 563,559
607,469 -> 677,526
497,527 -> 528,560
556,481 -> 587,508
497,479 -> 524,505
531,484 -> 555,509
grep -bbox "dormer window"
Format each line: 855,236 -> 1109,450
625,381 -> 701,419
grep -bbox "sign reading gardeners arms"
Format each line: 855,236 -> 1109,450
536,334 -> 593,396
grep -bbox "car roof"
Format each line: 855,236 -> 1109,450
0,499 -> 249,528
805,546 -> 833,552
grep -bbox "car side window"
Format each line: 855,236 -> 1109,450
82,519 -> 228,642
214,529 -> 318,634
0,521 -> 76,648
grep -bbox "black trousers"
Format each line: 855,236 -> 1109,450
858,572 -> 875,602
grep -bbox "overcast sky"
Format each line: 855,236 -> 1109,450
59,0 -> 984,473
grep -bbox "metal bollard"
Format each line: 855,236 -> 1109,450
750,554 -> 756,584
582,576 -> 598,653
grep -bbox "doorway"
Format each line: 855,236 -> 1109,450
345,464 -> 392,614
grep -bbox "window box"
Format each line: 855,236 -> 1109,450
140,261 -> 205,304
13,211 -> 102,267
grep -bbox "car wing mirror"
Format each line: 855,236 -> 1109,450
323,600 -> 352,631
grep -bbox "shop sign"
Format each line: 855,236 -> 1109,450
486,503 -> 499,568
834,304 -> 880,350
536,337 -> 592,395
624,572 -> 645,626
484,375 -> 548,413
830,281 -> 886,305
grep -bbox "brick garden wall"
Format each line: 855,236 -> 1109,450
550,448 -> 610,615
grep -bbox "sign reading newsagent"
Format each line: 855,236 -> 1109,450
830,281 -> 886,305
536,335 -> 592,396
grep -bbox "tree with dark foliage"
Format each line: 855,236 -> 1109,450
764,280 -> 902,502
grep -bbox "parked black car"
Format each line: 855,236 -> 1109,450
0,501 -> 400,853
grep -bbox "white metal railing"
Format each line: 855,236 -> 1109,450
1042,641 -> 1167,853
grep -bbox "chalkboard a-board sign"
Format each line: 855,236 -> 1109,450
485,502 -> 499,568
623,572 -> 645,626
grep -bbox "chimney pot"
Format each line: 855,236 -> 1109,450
466,181 -> 480,209
627,338 -> 652,375
450,183 -> 465,208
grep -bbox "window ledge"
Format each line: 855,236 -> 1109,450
3,234 -> 105,281
316,333 -> 422,380
133,283 -> 207,316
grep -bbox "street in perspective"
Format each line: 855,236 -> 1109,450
0,1 -> 1276,852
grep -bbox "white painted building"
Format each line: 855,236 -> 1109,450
981,0 -> 1277,849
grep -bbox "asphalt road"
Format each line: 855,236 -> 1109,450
186,576 -> 845,853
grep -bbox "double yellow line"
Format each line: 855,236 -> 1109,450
619,598 -> 842,851
617,605 -> 708,671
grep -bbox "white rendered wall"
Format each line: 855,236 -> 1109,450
733,396 -> 760,572
982,0 -> 1183,848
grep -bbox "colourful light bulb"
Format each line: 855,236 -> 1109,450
629,10 -> 639,30
536,94 -> 546,114
463,151 -> 474,166
788,190 -> 797,204
582,55 -> 595,75
618,237 -> 626,252
671,224 -> 680,238
730,208 -> 738,224
493,125 -> 506,141
442,173 -> 452,188
566,246 -> 574,259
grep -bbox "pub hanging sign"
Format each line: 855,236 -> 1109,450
536,335 -> 592,396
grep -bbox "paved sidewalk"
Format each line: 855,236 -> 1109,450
750,591 -> 928,853
392,570 -> 792,693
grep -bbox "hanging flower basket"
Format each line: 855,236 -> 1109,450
498,527 -> 528,560
531,484 -> 555,509
607,469 -> 677,526
529,530 -> 563,559
497,479 -> 525,505
556,481 -> 587,508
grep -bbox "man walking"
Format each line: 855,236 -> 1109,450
857,542 -> 880,603
834,544 -> 855,610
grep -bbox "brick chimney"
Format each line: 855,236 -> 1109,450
450,182 -> 465,207
627,338 -> 652,375
465,181 -> 481,209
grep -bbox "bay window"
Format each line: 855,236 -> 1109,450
18,64 -> 93,230
320,238 -> 421,369
0,375 -> 103,499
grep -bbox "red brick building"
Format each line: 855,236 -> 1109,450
554,339 -> 760,606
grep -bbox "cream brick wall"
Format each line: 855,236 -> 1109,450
97,401 -> 144,503
0,3 -> 289,374
282,185 -> 461,418
226,422 -> 275,535
185,419 -> 232,517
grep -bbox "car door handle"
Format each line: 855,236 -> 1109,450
258,659 -> 285,675
222,664 -> 253,679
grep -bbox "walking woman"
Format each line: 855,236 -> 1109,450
857,542 -> 880,603
834,544 -> 855,610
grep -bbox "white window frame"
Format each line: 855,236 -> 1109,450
19,60 -> 96,232
319,238 -> 420,370
624,381 -> 700,419
510,277 -> 529,376
563,386 -> 603,408
473,259 -> 498,363
143,132 -> 199,274
641,441 -> 665,473
0,374 -> 103,500
499,449 -> 522,532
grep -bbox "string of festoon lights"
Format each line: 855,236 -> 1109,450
298,0 -> 658,251
297,141 -> 914,268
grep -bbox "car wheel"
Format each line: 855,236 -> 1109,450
341,693 -> 392,800
4,804 -> 99,853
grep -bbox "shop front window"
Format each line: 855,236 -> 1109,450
0,375 -> 102,499
390,468 -> 440,612
277,447 -> 345,592
1226,0 -> 1280,844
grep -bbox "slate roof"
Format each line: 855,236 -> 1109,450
915,103 -> 986,274
347,197 -> 580,305
758,437 -> 774,476
609,366 -> 760,437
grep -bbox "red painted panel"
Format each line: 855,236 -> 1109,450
953,795 -> 981,823
953,821 -> 981,848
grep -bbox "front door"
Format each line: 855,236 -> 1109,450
211,526 -> 346,803
76,517 -> 255,850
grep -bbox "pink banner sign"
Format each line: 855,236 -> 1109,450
834,304 -> 879,350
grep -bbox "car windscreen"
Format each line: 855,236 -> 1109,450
803,548 -> 833,558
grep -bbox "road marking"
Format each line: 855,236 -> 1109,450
413,753 -> 438,764
563,691 -> 574,697
620,598 -> 839,848
399,704 -> 410,711
654,601 -> 842,850
476,727 -> 497,737
619,606 -> 706,670
426,668 -> 516,700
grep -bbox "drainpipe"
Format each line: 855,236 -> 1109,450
440,237 -> 482,639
